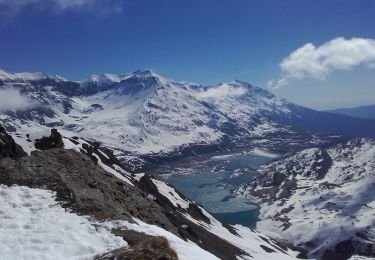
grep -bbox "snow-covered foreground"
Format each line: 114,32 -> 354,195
0,185 -> 221,260
0,185 -> 126,260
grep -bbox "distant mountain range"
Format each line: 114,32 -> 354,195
326,104 -> 375,119
1,68 -> 375,168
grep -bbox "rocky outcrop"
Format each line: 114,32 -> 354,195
0,125 -> 26,159
34,128 -> 64,150
0,148 -> 176,232
97,232 -> 178,260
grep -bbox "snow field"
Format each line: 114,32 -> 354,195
0,185 -> 126,260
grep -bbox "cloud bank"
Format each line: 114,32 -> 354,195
0,0 -> 123,16
268,37 -> 375,89
0,89 -> 38,112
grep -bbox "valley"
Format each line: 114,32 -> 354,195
152,149 -> 276,228
0,68 -> 374,259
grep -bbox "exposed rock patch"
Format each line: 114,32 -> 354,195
0,148 -> 176,233
34,128 -> 64,150
0,125 -> 26,159
97,232 -> 178,260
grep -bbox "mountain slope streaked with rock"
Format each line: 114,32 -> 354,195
236,138 -> 375,260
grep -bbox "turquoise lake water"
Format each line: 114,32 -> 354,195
161,152 -> 273,228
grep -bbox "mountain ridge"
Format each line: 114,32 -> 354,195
326,104 -> 375,119
1,68 -> 375,169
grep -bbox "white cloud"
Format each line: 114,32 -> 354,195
0,0 -> 122,15
198,84 -> 247,99
268,37 -> 375,89
0,88 -> 38,112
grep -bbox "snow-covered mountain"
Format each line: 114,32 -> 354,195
0,69 -> 66,82
1,68 -> 374,169
236,138 -> 375,259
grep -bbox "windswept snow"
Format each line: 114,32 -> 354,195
0,185 -> 126,260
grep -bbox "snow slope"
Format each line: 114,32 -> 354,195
0,185 -> 126,260
0,184 -> 219,260
150,175 -> 299,259
236,138 -> 375,259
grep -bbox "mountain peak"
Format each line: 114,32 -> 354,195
130,69 -> 165,80
132,69 -> 154,75
223,79 -> 275,98
0,68 -> 66,82
128,69 -> 171,86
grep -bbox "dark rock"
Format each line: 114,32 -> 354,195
260,244 -> 276,253
34,129 -> 64,150
97,234 -> 178,260
0,149 -> 177,233
322,239 -> 375,260
0,126 -> 27,159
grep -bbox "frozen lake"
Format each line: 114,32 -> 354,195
158,151 -> 275,228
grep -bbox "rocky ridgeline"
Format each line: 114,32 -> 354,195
0,127 -> 297,259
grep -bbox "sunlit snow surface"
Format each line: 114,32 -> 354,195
0,69 -> 297,158
237,139 -> 375,258
0,185 -> 126,260
0,185 -> 222,260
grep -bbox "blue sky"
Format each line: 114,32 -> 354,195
0,0 -> 374,109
